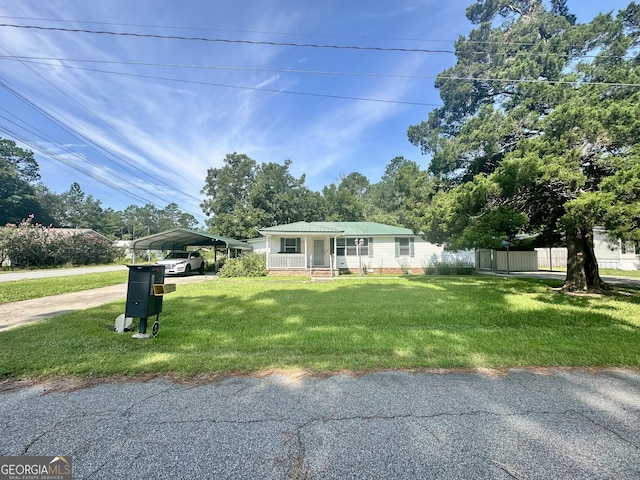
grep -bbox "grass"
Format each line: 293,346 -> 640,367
1,275 -> 639,380
0,271 -> 128,304
541,267 -> 640,278
599,268 -> 640,278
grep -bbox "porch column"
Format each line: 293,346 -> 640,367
304,236 -> 308,268
266,235 -> 270,269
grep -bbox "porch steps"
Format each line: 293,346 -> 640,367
310,267 -> 336,281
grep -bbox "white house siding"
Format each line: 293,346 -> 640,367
245,237 -> 267,254
263,233 -> 474,274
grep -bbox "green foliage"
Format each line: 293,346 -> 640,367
0,217 -> 119,267
422,259 -> 475,275
217,253 -> 267,277
201,154 -> 325,237
405,1 -> 640,290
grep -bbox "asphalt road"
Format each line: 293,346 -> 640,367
1,369 -> 639,479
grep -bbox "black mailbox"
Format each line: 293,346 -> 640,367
125,265 -> 165,338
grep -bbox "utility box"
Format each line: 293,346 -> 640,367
125,265 -> 165,338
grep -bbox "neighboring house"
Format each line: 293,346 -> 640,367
256,221 -> 474,275
536,227 -> 640,271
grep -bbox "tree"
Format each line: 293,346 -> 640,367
323,172 -> 370,221
0,138 -> 51,225
201,153 -> 323,237
201,153 -> 257,231
407,1 -> 640,291
367,157 -> 421,226
59,182 -> 105,230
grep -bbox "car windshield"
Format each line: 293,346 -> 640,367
165,252 -> 189,259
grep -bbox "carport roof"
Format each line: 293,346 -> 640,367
131,229 -> 253,251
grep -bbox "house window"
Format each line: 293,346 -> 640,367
395,237 -> 414,257
280,237 -> 301,253
336,238 -> 371,256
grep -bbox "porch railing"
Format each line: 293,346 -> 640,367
268,253 -> 306,269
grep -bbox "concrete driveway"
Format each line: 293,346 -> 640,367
0,369 -> 639,479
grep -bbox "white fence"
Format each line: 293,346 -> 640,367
476,250 -> 539,272
268,253 -> 306,269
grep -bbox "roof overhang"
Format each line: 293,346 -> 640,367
131,229 -> 253,251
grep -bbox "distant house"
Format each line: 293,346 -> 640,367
255,221 -> 474,276
536,227 -> 640,271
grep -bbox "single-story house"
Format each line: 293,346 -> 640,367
536,227 -> 640,271
254,221 -> 474,276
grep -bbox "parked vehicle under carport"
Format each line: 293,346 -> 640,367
156,251 -> 205,276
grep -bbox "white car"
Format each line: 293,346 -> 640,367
157,251 -> 206,276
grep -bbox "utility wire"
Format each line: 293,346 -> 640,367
0,105 -> 200,213
0,23 -> 456,54
2,60 -> 441,106
0,46 -> 203,196
0,80 -> 204,216
0,123 -> 167,208
4,55 -> 639,89
1,22 -> 635,60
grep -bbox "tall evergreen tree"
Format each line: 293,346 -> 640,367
407,1 -> 640,291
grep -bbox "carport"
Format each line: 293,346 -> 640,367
131,228 -> 253,271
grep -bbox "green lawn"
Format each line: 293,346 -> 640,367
1,275 -> 639,379
0,271 -> 128,304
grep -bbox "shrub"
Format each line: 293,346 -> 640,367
422,259 -> 475,275
218,253 -> 267,277
0,217 -> 119,267
397,257 -> 411,274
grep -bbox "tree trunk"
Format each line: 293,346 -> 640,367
563,224 -> 606,292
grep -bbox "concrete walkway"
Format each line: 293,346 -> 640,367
0,265 -> 128,282
0,274 -> 210,331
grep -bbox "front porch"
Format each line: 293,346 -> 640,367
266,253 -> 339,277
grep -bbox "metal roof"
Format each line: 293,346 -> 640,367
259,221 -> 344,234
131,229 -> 253,251
258,221 -> 414,236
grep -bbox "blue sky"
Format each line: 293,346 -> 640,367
0,1 -> 632,225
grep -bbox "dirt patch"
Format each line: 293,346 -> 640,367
2,367 -> 639,394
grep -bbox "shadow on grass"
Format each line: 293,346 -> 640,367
1,275 -> 639,378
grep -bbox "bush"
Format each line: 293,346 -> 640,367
218,253 -> 267,277
422,259 -> 475,275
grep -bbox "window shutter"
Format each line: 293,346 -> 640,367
394,237 -> 399,257
368,237 -> 373,257
410,237 -> 415,257
296,238 -> 301,253
280,238 -> 285,253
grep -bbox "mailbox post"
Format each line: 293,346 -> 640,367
125,265 -> 165,338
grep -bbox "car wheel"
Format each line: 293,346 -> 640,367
199,262 -> 205,274
184,264 -> 191,276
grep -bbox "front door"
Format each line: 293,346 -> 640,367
313,240 -> 325,266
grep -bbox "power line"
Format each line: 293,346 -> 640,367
4,13 -> 637,61
0,46 -> 203,195
4,55 -> 639,89
0,14 -> 457,44
1,60 -> 441,106
0,23 -> 456,54
0,123 -> 166,208
0,80 -> 204,217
